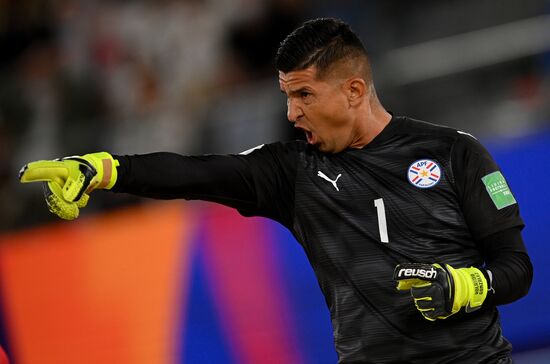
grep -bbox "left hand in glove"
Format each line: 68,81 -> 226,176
393,263 -> 488,321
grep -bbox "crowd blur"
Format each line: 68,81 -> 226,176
1,0 -> 549,231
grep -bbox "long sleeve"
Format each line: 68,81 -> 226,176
478,227 -> 533,306
112,152 -> 260,210
110,142 -> 300,226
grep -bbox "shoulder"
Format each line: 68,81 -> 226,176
396,115 -> 487,153
395,115 -> 460,138
237,140 -> 307,169
239,140 -> 307,156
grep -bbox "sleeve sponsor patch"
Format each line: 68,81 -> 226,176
481,171 -> 517,210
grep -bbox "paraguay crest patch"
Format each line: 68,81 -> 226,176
407,159 -> 442,188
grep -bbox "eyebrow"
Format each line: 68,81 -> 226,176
282,87 -> 310,96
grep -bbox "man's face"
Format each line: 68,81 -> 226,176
279,66 -> 354,153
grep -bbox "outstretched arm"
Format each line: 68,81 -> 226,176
19,143 -> 299,224
112,152 -> 260,211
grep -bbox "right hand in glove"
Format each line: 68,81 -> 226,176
19,152 -> 119,220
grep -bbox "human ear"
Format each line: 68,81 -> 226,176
346,78 -> 366,106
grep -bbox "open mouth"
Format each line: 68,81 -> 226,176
296,126 -> 315,145
305,130 -> 314,144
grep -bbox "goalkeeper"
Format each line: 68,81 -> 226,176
19,18 -> 532,364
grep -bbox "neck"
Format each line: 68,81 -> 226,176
349,94 -> 392,148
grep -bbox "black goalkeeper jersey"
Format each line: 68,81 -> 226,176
114,116 -> 525,363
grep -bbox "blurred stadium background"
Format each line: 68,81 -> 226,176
0,0 -> 549,363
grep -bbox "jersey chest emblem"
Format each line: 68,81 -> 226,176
317,170 -> 342,191
407,159 -> 442,188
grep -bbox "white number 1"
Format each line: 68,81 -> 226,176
374,198 -> 389,243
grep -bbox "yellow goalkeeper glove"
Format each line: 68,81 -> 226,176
393,263 -> 488,321
19,152 -> 119,220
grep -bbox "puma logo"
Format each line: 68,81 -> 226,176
317,171 -> 342,191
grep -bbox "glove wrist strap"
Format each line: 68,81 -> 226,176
85,152 -> 119,191
459,267 -> 488,312
97,155 -> 119,190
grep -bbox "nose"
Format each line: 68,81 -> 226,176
287,97 -> 303,123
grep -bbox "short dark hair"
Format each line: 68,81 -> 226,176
275,18 -> 369,79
